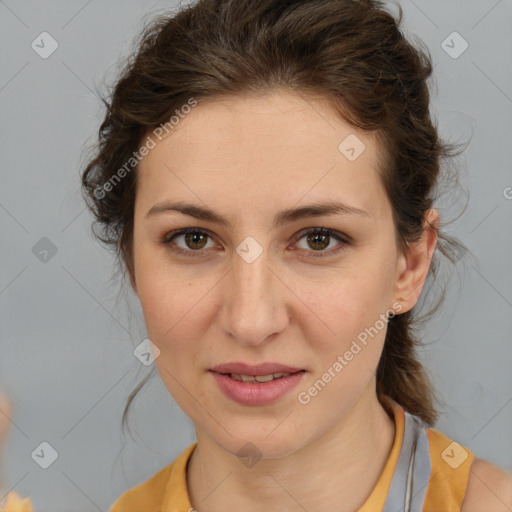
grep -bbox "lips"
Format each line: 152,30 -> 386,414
210,368 -> 306,405
209,362 -> 307,405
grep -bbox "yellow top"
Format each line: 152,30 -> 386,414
0,492 -> 32,512
1,397 -> 475,511
108,397 -> 475,511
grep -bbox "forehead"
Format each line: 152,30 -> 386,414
135,90 -> 388,220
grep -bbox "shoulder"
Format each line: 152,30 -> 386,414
110,463 -> 173,512
461,457 -> 512,512
109,443 -> 197,512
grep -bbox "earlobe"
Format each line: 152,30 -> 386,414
391,208 -> 439,314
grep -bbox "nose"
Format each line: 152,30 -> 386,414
220,247 -> 289,347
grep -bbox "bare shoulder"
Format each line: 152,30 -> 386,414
461,457 -> 512,512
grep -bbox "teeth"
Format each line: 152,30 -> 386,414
229,372 -> 292,382
253,374 -> 275,382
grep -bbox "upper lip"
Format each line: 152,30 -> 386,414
210,362 -> 305,376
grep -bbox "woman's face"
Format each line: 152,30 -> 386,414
131,90 -> 428,458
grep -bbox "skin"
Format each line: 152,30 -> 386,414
462,459 -> 512,512
128,90 -> 511,511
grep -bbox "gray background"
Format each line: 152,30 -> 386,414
1,0 -> 511,510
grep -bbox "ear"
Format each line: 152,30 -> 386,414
391,208 -> 439,314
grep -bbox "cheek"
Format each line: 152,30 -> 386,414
296,273 -> 391,386
134,272 -> 210,407
135,262 -> 218,359
134,244 -> 182,331
138,280 -> 194,343
297,272 -> 386,336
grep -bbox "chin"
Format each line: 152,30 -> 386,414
213,428 -> 308,462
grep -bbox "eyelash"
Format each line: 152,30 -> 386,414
160,227 -> 351,259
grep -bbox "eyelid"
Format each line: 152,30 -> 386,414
293,226 -> 351,245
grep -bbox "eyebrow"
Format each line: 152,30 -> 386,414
145,200 -> 372,230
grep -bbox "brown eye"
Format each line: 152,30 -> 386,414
161,228 -> 216,257
306,231 -> 330,251
161,226 -> 351,259
182,231 -> 209,250
295,227 -> 351,257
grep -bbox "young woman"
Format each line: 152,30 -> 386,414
2,0 -> 510,511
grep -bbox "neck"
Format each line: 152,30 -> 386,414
187,383 -> 396,512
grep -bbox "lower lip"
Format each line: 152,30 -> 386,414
209,370 -> 306,406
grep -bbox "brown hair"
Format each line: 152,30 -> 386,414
81,0 -> 470,428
